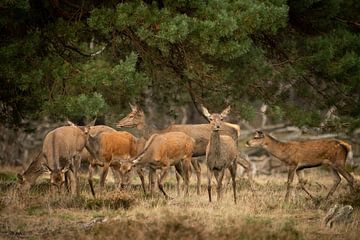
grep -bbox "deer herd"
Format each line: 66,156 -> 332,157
17,104 -> 356,204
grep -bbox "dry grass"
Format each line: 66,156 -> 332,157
0,166 -> 359,239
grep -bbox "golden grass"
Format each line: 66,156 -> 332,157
0,167 -> 359,239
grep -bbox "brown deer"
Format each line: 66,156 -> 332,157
246,131 -> 355,201
17,151 -> 46,191
40,121 -> 95,195
84,129 -> 147,197
116,103 -> 246,194
202,106 -> 239,203
119,132 -> 194,199
17,124 -> 122,195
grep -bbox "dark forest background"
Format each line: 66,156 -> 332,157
1,0 -> 359,131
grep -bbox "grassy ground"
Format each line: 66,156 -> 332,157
0,165 -> 359,240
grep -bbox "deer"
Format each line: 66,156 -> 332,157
201,106 -> 240,203
116,103 -> 253,194
17,151 -> 46,191
40,120 -> 95,195
118,132 -> 195,199
246,131 -> 355,202
83,129 -> 148,197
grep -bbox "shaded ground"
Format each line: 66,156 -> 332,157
0,166 -> 359,240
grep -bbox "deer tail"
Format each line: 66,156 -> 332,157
338,140 -> 353,164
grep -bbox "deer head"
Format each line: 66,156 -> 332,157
67,119 -> 96,135
246,130 -> 266,147
42,163 -> 71,190
111,158 -> 134,189
116,103 -> 145,128
201,105 -> 231,131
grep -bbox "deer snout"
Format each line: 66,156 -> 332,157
213,124 -> 221,131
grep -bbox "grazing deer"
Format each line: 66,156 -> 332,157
202,106 -> 239,203
246,131 -> 355,201
17,124 -> 122,194
83,129 -> 147,197
17,151 -> 46,191
116,103 -> 245,194
41,120 -> 95,195
120,132 -> 195,199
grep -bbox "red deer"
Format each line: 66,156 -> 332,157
17,123 -> 113,194
84,129 -> 147,197
17,152 -> 46,191
41,121 -> 95,195
116,104 -> 250,194
202,106 -> 238,203
120,132 -> 195,199
246,131 -> 355,201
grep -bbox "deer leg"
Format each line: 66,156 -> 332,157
207,167 -> 213,202
157,167 -> 171,199
214,169 -> 225,202
88,163 -> 96,197
191,158 -> 201,195
285,165 -> 296,202
335,165 -> 355,192
296,167 -> 315,200
325,167 -> 341,200
136,168 -> 147,194
111,167 -> 121,188
100,162 -> 110,191
174,163 -> 183,197
182,158 -> 191,197
237,154 -> 255,191
71,155 -> 81,196
229,161 -> 237,204
149,168 -> 156,196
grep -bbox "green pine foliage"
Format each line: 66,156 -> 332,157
0,0 -> 359,130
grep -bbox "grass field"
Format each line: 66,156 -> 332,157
0,165 -> 359,240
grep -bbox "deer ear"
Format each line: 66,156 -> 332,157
61,164 -> 71,173
42,163 -> 52,173
201,105 -> 212,119
87,118 -> 96,127
129,102 -> 136,110
67,120 -> 76,127
220,106 -> 231,118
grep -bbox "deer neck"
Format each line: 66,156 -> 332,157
263,135 -> 289,161
208,130 -> 221,161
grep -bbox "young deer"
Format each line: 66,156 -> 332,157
202,106 -> 239,203
119,132 -> 195,199
246,131 -> 355,201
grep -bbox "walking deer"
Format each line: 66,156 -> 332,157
119,132 -> 195,199
116,103 -> 246,194
202,106 -> 239,203
246,131 -> 355,201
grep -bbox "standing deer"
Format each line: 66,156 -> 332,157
116,103 -> 252,194
246,131 -> 355,201
202,106 -> 238,203
119,132 -> 194,199
41,120 -> 95,195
